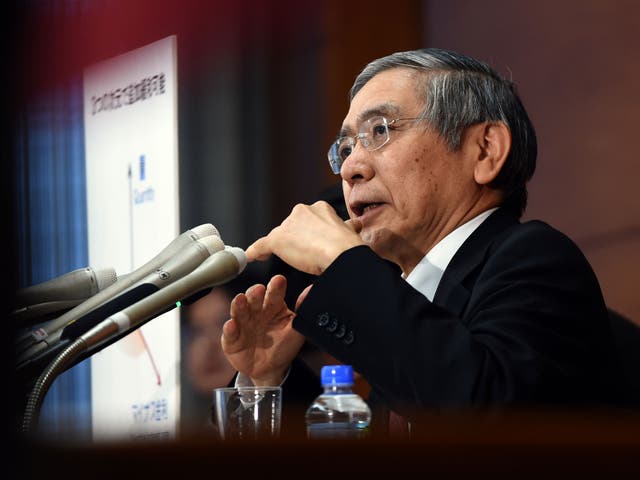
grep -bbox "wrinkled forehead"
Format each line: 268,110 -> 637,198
341,68 -> 425,135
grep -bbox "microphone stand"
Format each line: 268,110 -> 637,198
19,286 -> 211,436
21,329 -> 104,435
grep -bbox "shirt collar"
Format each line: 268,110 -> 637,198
404,208 -> 498,300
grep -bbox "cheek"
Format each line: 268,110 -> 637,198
405,150 -> 439,202
187,341 -> 204,369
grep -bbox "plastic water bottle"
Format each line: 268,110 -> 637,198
305,364 -> 371,439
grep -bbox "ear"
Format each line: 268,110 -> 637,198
472,122 -> 511,185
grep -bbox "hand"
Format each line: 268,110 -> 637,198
221,275 -> 305,386
246,201 -> 364,275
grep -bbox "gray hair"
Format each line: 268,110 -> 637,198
350,48 -> 537,218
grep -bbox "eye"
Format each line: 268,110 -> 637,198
337,137 -> 354,160
338,145 -> 352,160
372,124 -> 387,137
369,119 -> 388,145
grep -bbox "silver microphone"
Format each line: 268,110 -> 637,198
15,223 -> 220,358
12,267 -> 118,323
81,246 -> 247,352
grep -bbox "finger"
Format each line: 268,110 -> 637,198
246,237 -> 273,262
221,318 -> 238,347
229,292 -> 249,320
222,291 -> 244,350
263,275 -> 288,315
245,283 -> 267,314
295,284 -> 313,311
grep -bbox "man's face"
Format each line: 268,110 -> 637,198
187,289 -> 236,394
340,68 -> 479,272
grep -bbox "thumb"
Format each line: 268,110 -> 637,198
295,284 -> 313,311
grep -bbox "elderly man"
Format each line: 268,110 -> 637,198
221,48 -> 622,434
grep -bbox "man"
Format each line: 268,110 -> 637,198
181,287 -> 238,435
221,48 -> 623,434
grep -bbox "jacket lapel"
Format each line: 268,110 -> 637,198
433,208 -> 519,317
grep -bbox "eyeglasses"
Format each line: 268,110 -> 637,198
327,116 -> 422,174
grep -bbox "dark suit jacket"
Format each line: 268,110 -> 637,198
290,208 -> 624,431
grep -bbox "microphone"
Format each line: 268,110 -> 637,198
59,234 -> 224,341
12,267 -> 118,324
15,223 -> 220,358
16,232 -> 224,368
79,246 -> 247,354
20,246 -> 247,434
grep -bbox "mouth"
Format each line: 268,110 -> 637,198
350,201 -> 384,218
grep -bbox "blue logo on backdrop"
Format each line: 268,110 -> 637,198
139,154 -> 146,180
133,153 -> 155,205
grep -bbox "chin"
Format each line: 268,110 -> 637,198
362,227 -> 409,265
360,227 -> 387,253
359,226 -> 382,247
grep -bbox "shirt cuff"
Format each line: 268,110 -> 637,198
234,367 -> 292,387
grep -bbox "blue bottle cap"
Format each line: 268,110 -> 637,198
320,365 -> 354,386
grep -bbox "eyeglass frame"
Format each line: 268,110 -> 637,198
327,115 -> 423,174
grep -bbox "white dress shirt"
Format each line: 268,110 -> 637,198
404,208 -> 497,300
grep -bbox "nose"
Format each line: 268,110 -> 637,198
340,142 -> 374,184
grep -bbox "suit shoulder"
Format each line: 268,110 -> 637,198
489,218 -> 595,276
498,218 -> 581,252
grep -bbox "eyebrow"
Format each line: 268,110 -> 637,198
337,103 -> 402,138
